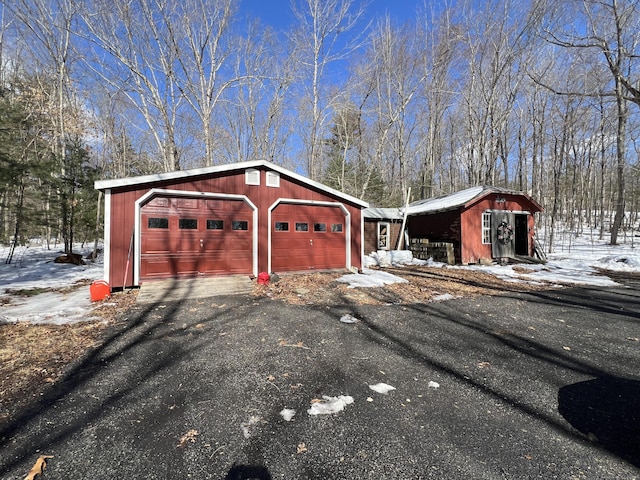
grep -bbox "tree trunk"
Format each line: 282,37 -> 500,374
610,75 -> 627,245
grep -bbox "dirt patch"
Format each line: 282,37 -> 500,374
253,265 -> 554,305
0,291 -> 137,429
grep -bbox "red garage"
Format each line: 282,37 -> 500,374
95,160 -> 368,290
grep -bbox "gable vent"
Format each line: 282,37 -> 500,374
266,171 -> 280,188
245,168 -> 260,185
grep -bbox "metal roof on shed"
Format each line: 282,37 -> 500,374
363,207 -> 403,220
404,186 -> 542,215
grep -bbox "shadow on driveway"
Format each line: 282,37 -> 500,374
1,280 -> 640,479
559,376 -> 640,468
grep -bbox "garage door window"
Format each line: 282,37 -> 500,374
179,218 -> 198,229
148,217 -> 169,229
331,223 -> 343,232
295,222 -> 309,232
207,219 -> 224,230
275,221 -> 289,231
232,220 -> 248,230
314,223 -> 326,232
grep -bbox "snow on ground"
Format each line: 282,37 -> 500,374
1,232 -> 640,325
0,243 -> 104,325
356,234 -> 640,289
461,235 -> 639,287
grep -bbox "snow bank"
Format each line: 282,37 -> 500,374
592,254 -> 640,272
366,250 -> 428,267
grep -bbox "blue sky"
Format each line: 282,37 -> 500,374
240,0 -> 425,31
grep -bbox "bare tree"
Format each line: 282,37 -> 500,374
220,21 -> 294,165
167,0 -> 239,166
368,17 -> 426,203
289,0 -> 368,180
457,0 -> 537,187
416,5 -> 460,198
540,0 -> 640,244
82,0 -> 185,172
5,0 -> 86,253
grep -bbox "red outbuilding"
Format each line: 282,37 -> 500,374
95,160 -> 368,290
405,186 -> 544,264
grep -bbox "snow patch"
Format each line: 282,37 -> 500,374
432,293 -> 455,302
280,408 -> 296,422
368,383 -> 396,394
307,395 -> 354,415
339,314 -> 359,324
337,269 -> 408,288
240,415 -> 263,438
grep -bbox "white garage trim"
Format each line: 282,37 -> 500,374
103,189 -> 111,284
267,198 -> 351,274
134,189 -> 258,286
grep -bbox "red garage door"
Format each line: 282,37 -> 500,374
272,204 -> 346,272
140,196 -> 253,280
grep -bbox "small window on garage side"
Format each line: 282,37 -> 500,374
275,221 -> 289,231
331,223 -> 343,232
314,223 -> 326,232
232,220 -> 248,231
179,218 -> 198,229
148,217 -> 169,229
295,222 -> 309,232
207,219 -> 224,230
378,222 -> 390,250
482,212 -> 492,244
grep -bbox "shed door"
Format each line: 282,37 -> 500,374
272,204 -> 346,272
140,196 -> 253,280
491,211 -> 515,258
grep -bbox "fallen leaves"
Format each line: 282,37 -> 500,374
24,455 -> 53,480
0,322 -> 109,428
278,340 -> 311,350
297,442 -> 308,454
254,266 -> 551,306
177,429 -> 199,448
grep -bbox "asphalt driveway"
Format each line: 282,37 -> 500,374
1,282 -> 639,479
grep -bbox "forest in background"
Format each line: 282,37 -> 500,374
0,0 -> 639,257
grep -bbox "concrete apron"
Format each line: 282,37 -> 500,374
135,275 -> 254,304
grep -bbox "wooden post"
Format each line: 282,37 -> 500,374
396,187 -> 411,250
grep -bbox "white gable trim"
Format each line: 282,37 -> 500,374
103,189 -> 111,284
95,160 -> 368,208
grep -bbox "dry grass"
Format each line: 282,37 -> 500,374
0,291 -> 137,429
253,265 -> 551,305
